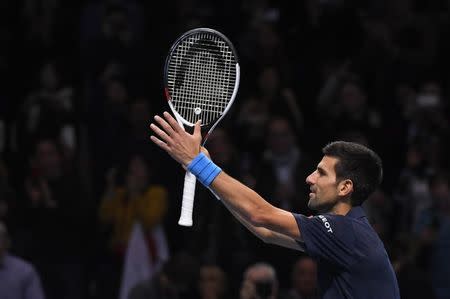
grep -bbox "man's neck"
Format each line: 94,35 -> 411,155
328,201 -> 352,216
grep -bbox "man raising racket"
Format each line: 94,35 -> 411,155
150,112 -> 400,299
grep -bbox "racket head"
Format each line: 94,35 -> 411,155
163,28 -> 240,135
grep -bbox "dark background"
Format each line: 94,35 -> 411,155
1,0 -> 449,299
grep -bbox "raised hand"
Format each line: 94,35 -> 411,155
149,111 -> 202,166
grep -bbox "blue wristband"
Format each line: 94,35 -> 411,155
187,153 -> 222,186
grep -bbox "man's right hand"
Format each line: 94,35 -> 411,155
149,112 -> 202,167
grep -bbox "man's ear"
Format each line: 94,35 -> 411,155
338,179 -> 353,197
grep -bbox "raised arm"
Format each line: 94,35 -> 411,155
220,197 -> 304,251
209,170 -> 302,241
150,112 -> 303,243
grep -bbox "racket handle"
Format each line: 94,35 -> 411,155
178,171 -> 197,226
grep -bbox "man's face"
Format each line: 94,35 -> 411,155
306,156 -> 340,212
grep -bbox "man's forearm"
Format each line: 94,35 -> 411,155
220,197 -> 272,241
208,169 -> 303,242
220,193 -> 305,251
210,171 -> 272,226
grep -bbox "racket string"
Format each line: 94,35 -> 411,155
167,33 -> 237,124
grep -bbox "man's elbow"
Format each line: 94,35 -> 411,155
248,207 -> 270,227
256,229 -> 274,244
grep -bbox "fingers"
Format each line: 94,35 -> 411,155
153,114 -> 178,137
194,119 -> 202,138
149,135 -> 170,152
149,112 -> 203,166
149,123 -> 171,143
163,111 -> 184,133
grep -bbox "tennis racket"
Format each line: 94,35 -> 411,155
163,28 -> 240,227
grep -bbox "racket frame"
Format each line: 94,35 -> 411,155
163,27 -> 240,226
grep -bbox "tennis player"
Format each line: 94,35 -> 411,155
150,112 -> 400,299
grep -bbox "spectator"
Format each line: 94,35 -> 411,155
240,262 -> 281,299
97,153 -> 168,298
80,1 -> 146,84
188,128 -> 254,284
19,137 -> 90,299
235,65 -> 304,155
255,116 -> 313,213
99,153 -> 168,258
123,96 -> 162,168
317,74 -> 382,144
363,188 -> 395,243
283,255 -> 318,299
407,80 -> 449,147
3,2 -> 450,299
252,116 -> 314,286
0,221 -> 46,299
393,142 -> 432,234
414,170 -> 450,299
197,263 -> 229,299
15,60 -> 77,160
128,250 -> 199,299
237,16 -> 289,76
389,234 -> 436,299
87,74 -> 131,198
80,0 -> 145,51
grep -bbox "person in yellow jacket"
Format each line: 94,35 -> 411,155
99,154 -> 168,259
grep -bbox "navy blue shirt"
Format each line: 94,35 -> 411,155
293,206 -> 400,299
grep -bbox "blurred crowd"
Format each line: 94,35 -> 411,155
1,0 -> 450,299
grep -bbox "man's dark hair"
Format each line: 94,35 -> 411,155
322,141 -> 383,206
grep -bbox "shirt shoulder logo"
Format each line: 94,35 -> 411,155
317,215 -> 333,233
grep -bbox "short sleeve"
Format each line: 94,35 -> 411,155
293,213 -> 358,269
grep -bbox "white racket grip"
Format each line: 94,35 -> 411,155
178,171 -> 197,226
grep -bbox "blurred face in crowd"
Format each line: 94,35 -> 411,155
242,263 -> 278,299
198,265 -> 226,299
106,79 -> 128,104
258,67 -> 279,96
292,257 -> 317,297
415,81 -> 443,123
126,155 -> 150,192
430,176 -> 450,211
256,23 -> 280,56
395,84 -> 416,118
40,63 -> 59,91
267,117 -> 295,156
339,82 -> 367,115
405,146 -> 424,170
129,98 -> 151,132
34,140 -> 62,180
103,7 -> 130,38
